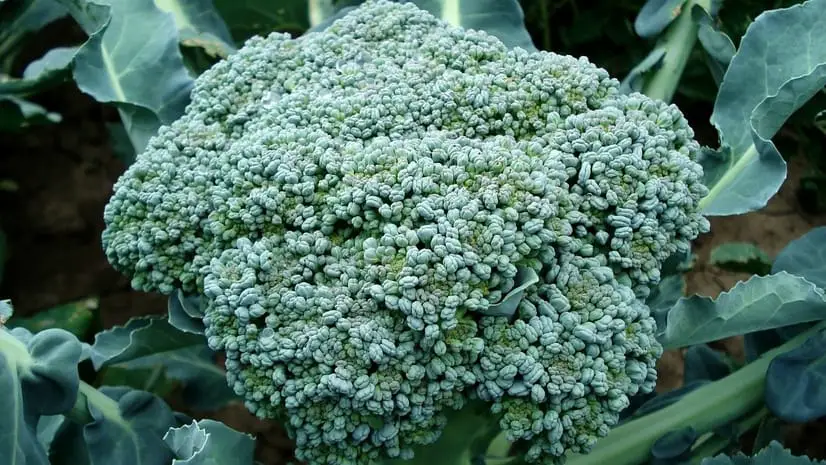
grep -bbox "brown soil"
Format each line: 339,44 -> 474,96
2,86 -> 825,463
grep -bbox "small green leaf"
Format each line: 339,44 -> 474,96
0,96 -> 60,130
99,365 -> 178,398
709,242 -> 772,275
167,290 -> 205,335
164,420 -> 256,465
8,297 -> 97,338
704,441 -> 826,465
692,4 -> 734,86
620,47 -> 667,94
634,0 -> 688,38
481,267 -> 539,318
656,272 -> 826,349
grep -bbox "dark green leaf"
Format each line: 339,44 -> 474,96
702,0 -> 826,215
765,330 -> 826,422
99,366 -> 178,398
709,242 -> 772,275
164,420 -> 256,465
167,290 -> 205,335
213,0 -> 310,41
8,297 -> 97,338
0,96 -> 60,130
651,427 -> 697,463
105,122 -> 136,165
35,415 -> 65,452
153,0 -> 236,57
703,441 -> 826,465
656,272 -> 826,349
683,345 -> 731,383
634,0 -> 688,38
0,0 -> 67,57
692,4 -> 734,86
620,47 -> 667,94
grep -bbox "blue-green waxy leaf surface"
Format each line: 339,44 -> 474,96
692,4 -> 734,86
709,242 -> 771,275
765,330 -> 826,423
90,316 -> 206,370
634,0 -> 687,38
55,0 -> 194,153
772,226 -> 826,287
411,0 -> 536,50
481,267 -> 539,318
0,328 -> 83,465
167,290 -> 206,335
153,0 -> 235,57
650,427 -> 697,463
704,441 -> 826,465
745,226 -> 826,359
701,0 -> 826,216
656,272 -> 826,349
80,387 -> 176,465
164,420 -> 255,465
92,316 -> 236,410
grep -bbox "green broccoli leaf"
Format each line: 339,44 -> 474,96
656,272 -> 826,349
167,290 -> 206,335
55,0 -> 194,154
7,297 -> 97,338
772,226 -> 826,288
0,327 -> 83,465
63,387 -> 177,465
153,0 -> 236,57
0,0 -> 67,59
692,4 -> 734,86
412,0 -> 536,50
703,441 -> 826,465
164,420 -> 255,465
634,0 -> 688,39
90,316 -> 205,370
701,0 -> 826,216
213,0 -> 310,41
765,330 -> 826,423
709,242 -> 772,275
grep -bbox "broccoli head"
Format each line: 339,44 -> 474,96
101,1 -> 709,463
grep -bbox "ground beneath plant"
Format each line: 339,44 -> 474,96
2,88 -> 825,464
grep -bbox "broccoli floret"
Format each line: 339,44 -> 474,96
102,1 -> 709,463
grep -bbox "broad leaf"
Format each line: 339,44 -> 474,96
634,0 -> 687,38
56,0 -> 194,153
164,420 -> 255,465
709,242 -> 771,275
0,328 -> 83,465
701,0 -> 826,215
90,316 -> 205,370
80,387 -> 176,465
109,346 -> 237,411
772,226 -> 826,287
656,272 -> 826,349
765,330 -> 826,422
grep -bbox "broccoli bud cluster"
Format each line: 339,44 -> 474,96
102,1 -> 709,463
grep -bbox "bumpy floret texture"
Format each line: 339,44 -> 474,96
102,1 -> 709,463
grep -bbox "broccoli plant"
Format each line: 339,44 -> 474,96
3,0 -> 826,464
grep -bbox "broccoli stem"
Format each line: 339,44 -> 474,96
384,400 -> 503,465
65,381 -> 125,426
643,0 -> 713,103
564,321 -> 826,465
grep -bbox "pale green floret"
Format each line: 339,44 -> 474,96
101,0 -> 708,463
